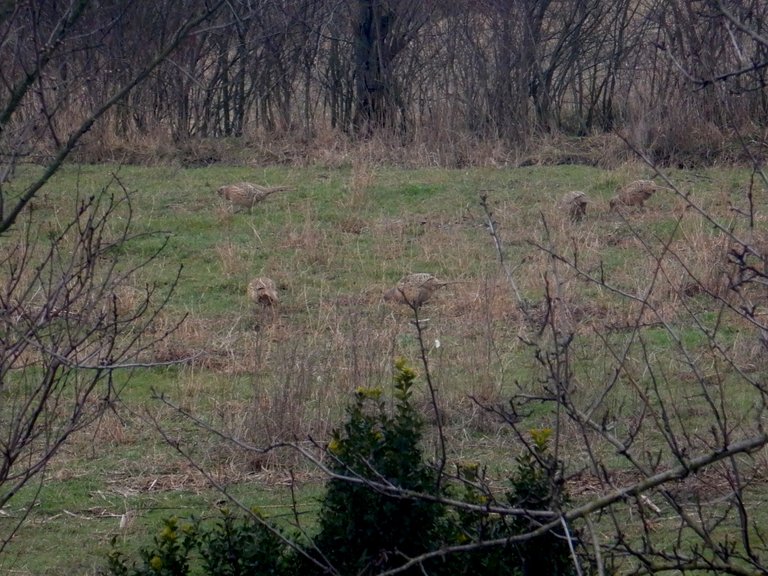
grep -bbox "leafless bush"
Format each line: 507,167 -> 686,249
0,0 -> 224,556
0,182 -> 181,553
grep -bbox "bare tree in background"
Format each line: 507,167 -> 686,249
0,0 -> 224,557
350,0 -> 429,133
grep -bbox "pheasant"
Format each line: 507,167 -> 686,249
247,277 -> 278,306
217,182 -> 292,212
609,180 -> 667,210
383,273 -> 450,308
560,190 -> 589,222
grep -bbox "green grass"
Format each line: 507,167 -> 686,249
3,478 -> 308,576
1,162 -> 767,574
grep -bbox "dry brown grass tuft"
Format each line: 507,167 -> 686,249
339,216 -> 366,235
519,132 -> 632,168
348,162 -> 376,199
214,204 -> 236,224
147,313 -> 245,368
336,163 -> 375,234
214,241 -> 247,279
110,285 -> 147,319
88,410 -> 139,447
259,126 -> 515,169
70,118 -> 753,172
666,221 -> 732,300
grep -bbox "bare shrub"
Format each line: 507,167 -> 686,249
214,241 -> 247,279
0,4 -> 224,546
0,184 -> 182,553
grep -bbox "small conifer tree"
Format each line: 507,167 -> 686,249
310,358 -> 443,575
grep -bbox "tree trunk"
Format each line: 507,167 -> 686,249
352,0 -> 402,133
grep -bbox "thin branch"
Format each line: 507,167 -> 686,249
479,192 -> 529,315
0,0 -> 227,234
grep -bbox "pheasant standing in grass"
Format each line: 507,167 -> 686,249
560,190 -> 589,222
609,179 -> 667,210
217,182 -> 292,212
383,273 -> 451,308
247,277 -> 279,306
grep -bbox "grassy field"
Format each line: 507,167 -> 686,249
1,161 -> 766,574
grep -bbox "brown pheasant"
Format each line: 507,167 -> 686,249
247,277 -> 279,306
217,183 -> 292,212
383,273 -> 450,308
609,180 -> 665,210
560,190 -> 589,222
